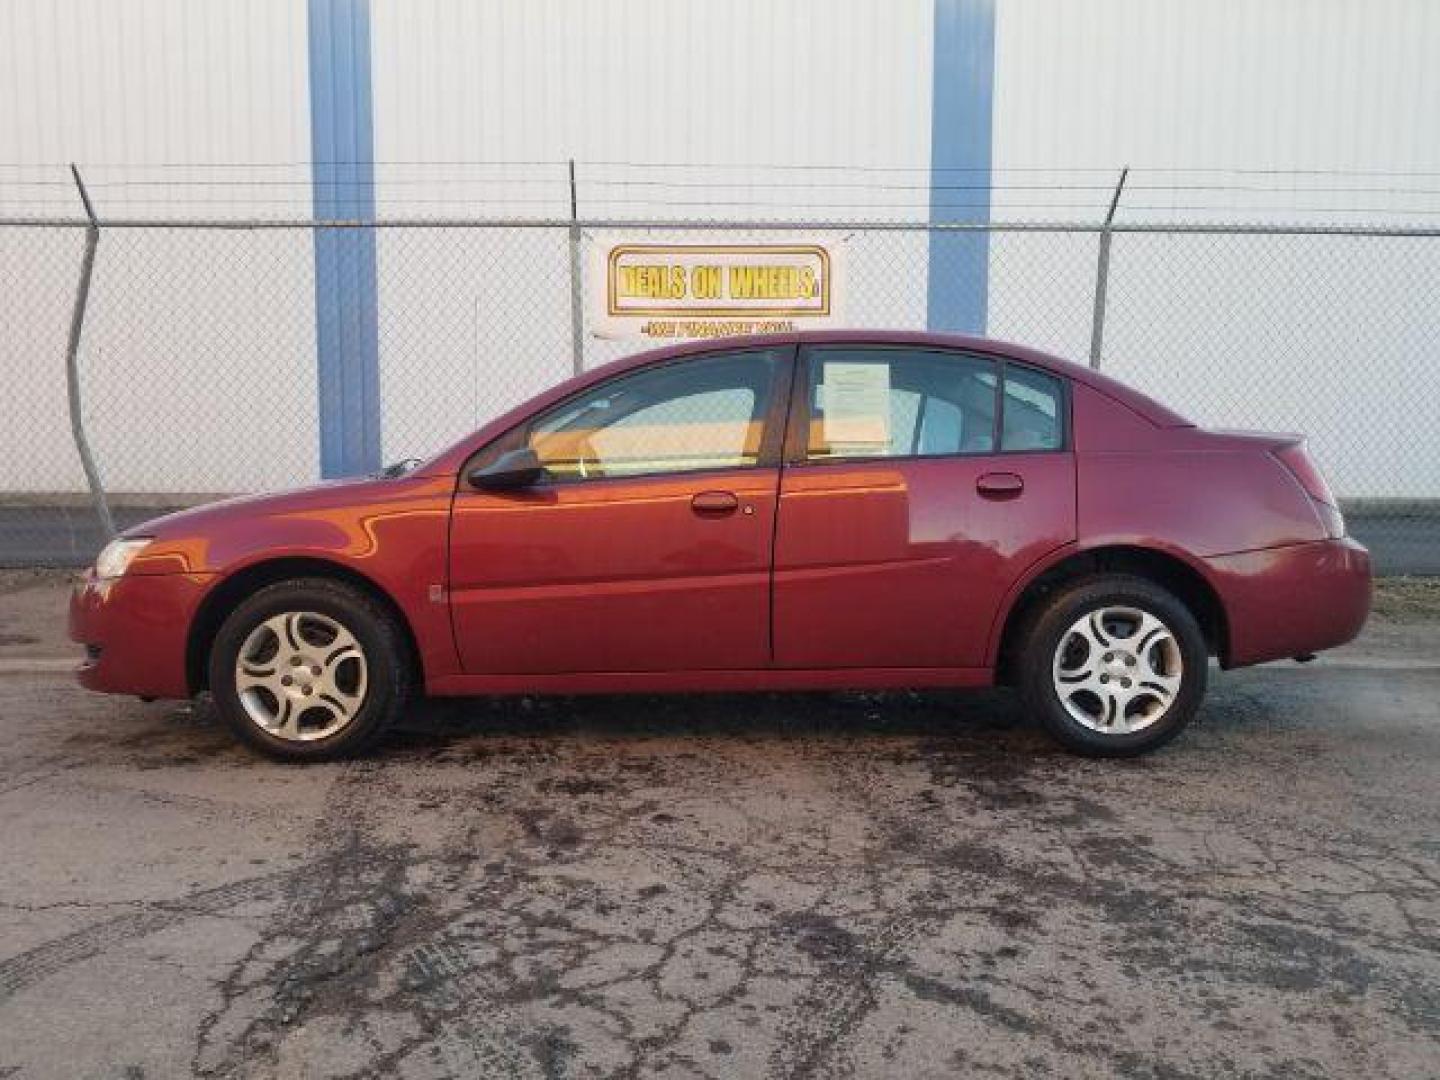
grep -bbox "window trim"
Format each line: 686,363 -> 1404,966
783,344 -> 1070,468
459,345 -> 798,490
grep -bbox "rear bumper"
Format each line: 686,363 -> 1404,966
1205,537 -> 1372,668
69,571 -> 214,698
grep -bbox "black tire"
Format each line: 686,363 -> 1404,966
1016,574 -> 1208,757
207,577 -> 411,761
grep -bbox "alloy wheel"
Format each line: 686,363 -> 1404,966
234,611 -> 368,741
1051,605 -> 1183,734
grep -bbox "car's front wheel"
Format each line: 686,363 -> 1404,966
207,578 -> 411,760
1017,575 -> 1208,756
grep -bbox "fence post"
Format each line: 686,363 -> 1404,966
1088,166 -> 1129,370
567,159 -> 585,376
64,164 -> 115,541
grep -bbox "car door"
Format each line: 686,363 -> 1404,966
449,346 -> 793,675
772,345 -> 1076,670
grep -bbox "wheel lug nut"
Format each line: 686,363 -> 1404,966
311,666 -> 321,676
1122,678 -> 1132,688
1100,674 -> 1110,684
281,676 -> 292,686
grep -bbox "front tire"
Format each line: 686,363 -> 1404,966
207,578 -> 411,761
1016,575 -> 1208,757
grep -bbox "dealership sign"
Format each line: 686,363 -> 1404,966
589,241 -> 844,340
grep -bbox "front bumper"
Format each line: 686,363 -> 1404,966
69,571 -> 215,698
1205,537 -> 1372,668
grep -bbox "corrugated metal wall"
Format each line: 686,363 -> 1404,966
995,0 -> 1440,186
7,0 -> 1434,215
1,0 -> 1438,497
0,0 -> 318,494
373,0 -> 934,188
987,1 -> 1440,503
0,0 -> 310,201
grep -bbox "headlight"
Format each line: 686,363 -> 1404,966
94,537 -> 152,580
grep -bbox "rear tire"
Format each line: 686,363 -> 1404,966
1016,574 -> 1207,757
207,577 -> 411,761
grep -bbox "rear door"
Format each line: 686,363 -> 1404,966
772,345 -> 1076,670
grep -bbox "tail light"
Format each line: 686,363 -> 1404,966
1272,442 -> 1344,537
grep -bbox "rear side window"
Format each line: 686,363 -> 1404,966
802,348 -> 998,461
1001,366 -> 1064,451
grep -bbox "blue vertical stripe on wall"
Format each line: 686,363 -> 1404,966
308,0 -> 381,477
927,0 -> 996,333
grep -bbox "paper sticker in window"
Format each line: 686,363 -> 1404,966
821,362 -> 890,451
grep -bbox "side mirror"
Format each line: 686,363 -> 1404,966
467,446 -> 546,491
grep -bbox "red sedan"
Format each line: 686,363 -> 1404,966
70,331 -> 1371,760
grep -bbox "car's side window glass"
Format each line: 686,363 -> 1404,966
804,348 -> 998,461
1001,366 -> 1064,452
527,350 -> 779,481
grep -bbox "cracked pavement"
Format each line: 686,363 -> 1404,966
1,573 -> 1439,1078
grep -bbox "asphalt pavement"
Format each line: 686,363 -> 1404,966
1,573 -> 1438,1078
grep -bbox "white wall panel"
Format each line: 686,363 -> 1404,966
369,0 -> 937,459
371,0 -> 933,191
0,0 -> 312,211
988,0 -> 1440,497
993,0 -> 1440,188
0,0 -> 317,493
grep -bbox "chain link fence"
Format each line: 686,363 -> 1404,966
1,213 -> 1436,572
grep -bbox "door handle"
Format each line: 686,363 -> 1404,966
976,472 -> 1024,499
691,490 -> 740,516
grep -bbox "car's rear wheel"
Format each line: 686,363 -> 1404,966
1017,575 -> 1207,756
207,578 -> 410,760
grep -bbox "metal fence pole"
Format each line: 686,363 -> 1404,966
64,164 -> 115,540
1088,166 -> 1129,370
567,159 -> 585,376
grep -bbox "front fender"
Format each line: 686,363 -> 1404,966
131,474 -> 461,684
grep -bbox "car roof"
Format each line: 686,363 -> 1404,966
607,329 -> 1193,429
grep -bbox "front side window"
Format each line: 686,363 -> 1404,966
526,349 -> 780,481
802,348 -> 999,461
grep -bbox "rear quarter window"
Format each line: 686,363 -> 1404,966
1001,366 -> 1064,452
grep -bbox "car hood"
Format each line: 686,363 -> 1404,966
116,471 -> 458,578
126,476 -> 394,541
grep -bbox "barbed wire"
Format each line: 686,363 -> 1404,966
9,176 -> 1440,202
6,160 -> 1440,177
3,162 -> 1440,226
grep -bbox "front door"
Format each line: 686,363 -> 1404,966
772,345 -> 1077,670
449,347 -> 793,674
